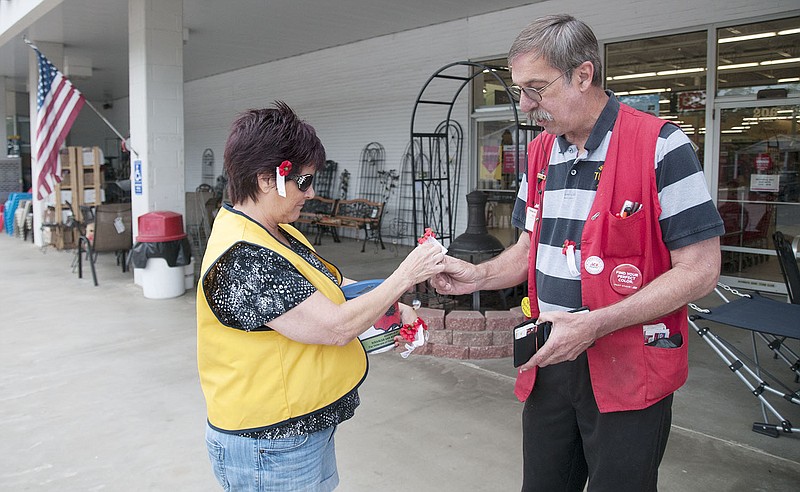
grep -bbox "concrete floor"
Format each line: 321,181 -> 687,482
2,232 -> 799,491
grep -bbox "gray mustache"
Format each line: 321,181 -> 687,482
528,109 -> 554,121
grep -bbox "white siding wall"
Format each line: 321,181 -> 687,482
469,0 -> 800,56
184,22 -> 470,193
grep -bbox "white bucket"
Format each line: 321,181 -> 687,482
141,257 -> 186,299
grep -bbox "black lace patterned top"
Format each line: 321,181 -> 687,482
203,227 -> 359,439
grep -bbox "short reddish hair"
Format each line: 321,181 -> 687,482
223,101 -> 326,204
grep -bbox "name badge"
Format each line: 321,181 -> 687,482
525,205 -> 539,232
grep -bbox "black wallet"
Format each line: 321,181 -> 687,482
512,319 -> 550,367
512,307 -> 589,367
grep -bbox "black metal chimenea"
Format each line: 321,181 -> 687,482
447,190 -> 507,309
448,190 -> 506,262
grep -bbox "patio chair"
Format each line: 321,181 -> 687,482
77,203 -> 133,286
688,284 -> 800,438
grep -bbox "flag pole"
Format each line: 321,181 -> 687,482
23,37 -> 139,158
81,98 -> 139,158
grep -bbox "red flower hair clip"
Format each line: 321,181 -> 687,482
278,160 -> 292,177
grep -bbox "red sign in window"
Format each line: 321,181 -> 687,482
755,153 -> 773,172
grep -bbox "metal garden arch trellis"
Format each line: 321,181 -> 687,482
409,60 -> 537,246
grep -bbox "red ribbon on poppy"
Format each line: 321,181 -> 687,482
562,239 -> 580,277
278,160 -> 292,177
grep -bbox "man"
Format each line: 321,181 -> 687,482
432,14 -> 723,492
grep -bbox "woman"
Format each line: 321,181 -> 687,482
197,101 -> 444,491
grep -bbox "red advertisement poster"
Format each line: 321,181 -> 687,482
755,153 -> 773,172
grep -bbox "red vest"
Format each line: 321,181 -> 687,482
517,104 -> 688,413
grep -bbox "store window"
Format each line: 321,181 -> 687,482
717,17 -> 800,97
472,59 -> 513,110
714,17 -> 799,289
605,16 -> 799,291
605,31 -> 708,159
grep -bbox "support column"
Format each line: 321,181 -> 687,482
128,0 -> 185,238
0,77 -> 7,156
28,42 -> 63,247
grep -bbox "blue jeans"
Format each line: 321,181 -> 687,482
205,424 -> 339,491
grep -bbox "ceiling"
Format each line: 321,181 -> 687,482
0,0 -> 537,103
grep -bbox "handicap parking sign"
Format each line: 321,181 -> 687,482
134,160 -> 143,195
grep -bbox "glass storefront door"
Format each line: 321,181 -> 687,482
715,100 -> 800,293
475,118 -> 528,246
471,60 -> 536,247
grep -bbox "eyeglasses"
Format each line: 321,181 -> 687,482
508,71 -> 567,103
287,173 -> 314,192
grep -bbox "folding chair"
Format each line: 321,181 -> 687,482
688,284 -> 800,438
76,203 -> 133,286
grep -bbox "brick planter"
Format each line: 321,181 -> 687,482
401,308 -> 522,360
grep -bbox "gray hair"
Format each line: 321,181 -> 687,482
508,14 -> 603,87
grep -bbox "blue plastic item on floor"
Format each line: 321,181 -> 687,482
4,192 -> 32,236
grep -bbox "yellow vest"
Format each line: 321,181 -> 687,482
197,205 -> 368,433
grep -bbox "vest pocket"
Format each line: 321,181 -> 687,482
601,210 -> 645,258
644,332 -> 688,403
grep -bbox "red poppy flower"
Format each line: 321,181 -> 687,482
278,160 -> 292,176
417,227 -> 436,245
399,317 -> 428,343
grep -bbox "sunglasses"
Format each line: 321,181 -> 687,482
287,173 -> 314,192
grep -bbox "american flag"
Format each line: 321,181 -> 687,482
32,46 -> 85,200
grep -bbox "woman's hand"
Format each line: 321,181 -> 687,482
394,242 -> 446,288
397,302 -> 417,326
394,302 -> 425,348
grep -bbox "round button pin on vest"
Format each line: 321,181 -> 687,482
610,263 -> 643,295
521,297 -> 531,318
584,255 -> 605,275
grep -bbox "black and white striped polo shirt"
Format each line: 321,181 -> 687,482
511,93 -> 724,313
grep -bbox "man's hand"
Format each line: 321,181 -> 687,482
432,233 -> 532,295
518,310 -> 598,371
430,255 -> 480,295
